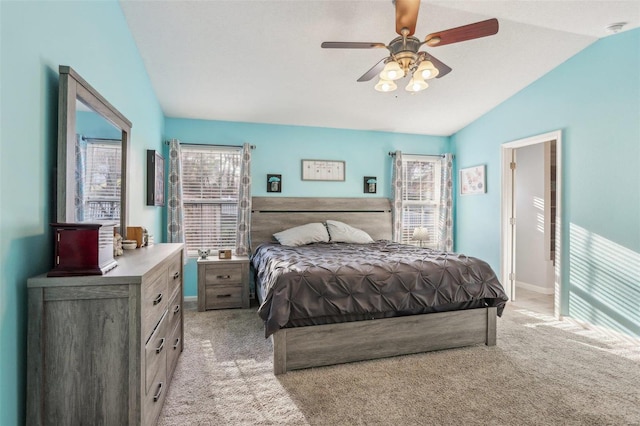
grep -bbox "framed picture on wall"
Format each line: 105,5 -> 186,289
460,165 -> 486,195
146,150 -> 165,206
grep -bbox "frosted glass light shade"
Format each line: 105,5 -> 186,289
416,60 -> 439,80
379,61 -> 405,81
375,79 -> 397,92
405,75 -> 428,92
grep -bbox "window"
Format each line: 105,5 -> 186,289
180,145 -> 242,256
400,155 -> 442,248
82,140 -> 121,222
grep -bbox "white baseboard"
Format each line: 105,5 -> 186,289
184,295 -> 197,302
516,280 -> 554,295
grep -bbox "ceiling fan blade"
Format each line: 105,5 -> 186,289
395,0 -> 420,36
426,53 -> 452,78
424,18 -> 499,47
357,58 -> 388,82
321,42 -> 386,49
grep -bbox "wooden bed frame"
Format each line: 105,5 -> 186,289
251,197 -> 497,375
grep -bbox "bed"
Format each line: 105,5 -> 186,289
251,197 -> 508,374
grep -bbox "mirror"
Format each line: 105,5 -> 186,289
57,66 -> 131,236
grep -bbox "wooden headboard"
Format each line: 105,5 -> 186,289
250,197 -> 392,249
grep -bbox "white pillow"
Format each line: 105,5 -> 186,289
326,220 -> 374,244
273,223 -> 330,246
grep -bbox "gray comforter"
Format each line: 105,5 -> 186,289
253,241 -> 508,337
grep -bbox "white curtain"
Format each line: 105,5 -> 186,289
391,150 -> 403,242
235,143 -> 252,255
437,153 -> 454,251
167,139 -> 186,262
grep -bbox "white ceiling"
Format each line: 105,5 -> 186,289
120,1 -> 639,136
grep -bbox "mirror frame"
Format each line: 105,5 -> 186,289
57,65 -> 131,236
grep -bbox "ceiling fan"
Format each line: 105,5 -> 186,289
321,0 -> 499,93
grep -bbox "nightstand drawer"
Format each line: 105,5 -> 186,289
205,285 -> 243,309
205,264 -> 243,285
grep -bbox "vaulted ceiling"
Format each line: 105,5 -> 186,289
120,1 -> 639,135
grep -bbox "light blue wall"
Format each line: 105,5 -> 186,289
451,29 -> 640,337
165,117 -> 449,297
0,1 -> 165,423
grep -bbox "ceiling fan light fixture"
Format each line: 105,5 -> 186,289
379,61 -> 405,81
406,75 -> 428,92
416,60 -> 439,80
375,78 -> 397,92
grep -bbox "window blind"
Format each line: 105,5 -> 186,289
83,141 -> 121,221
401,155 -> 442,247
181,145 -> 242,255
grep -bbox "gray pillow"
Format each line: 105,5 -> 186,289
326,220 -> 374,244
273,223 -> 330,246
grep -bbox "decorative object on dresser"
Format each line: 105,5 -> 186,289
147,149 -> 165,206
364,176 -> 377,193
127,226 -> 148,248
198,248 -> 210,259
27,243 -> 184,425
48,222 -> 118,277
197,255 -> 250,311
267,174 -> 281,193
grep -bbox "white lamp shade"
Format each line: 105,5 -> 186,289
405,75 -> 428,92
416,60 -> 439,80
412,227 -> 430,241
375,78 -> 397,92
379,61 -> 405,81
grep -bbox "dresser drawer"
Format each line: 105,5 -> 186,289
205,264 -> 243,285
145,311 -> 168,393
167,288 -> 182,335
167,252 -> 182,296
142,358 -> 167,426
205,284 -> 244,309
142,268 -> 168,340
167,318 -> 182,379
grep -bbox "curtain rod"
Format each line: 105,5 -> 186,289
164,140 -> 256,149
82,137 -> 121,142
388,152 -> 446,158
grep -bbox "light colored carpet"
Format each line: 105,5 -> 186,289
159,304 -> 640,426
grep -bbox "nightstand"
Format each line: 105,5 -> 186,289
197,255 -> 250,311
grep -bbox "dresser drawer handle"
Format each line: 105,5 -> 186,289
173,338 -> 181,350
216,294 -> 232,298
173,271 -> 180,280
153,293 -> 163,305
156,338 -> 165,354
153,382 -> 164,402
173,304 -> 181,315
216,275 -> 231,280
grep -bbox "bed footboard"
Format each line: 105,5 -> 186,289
272,306 -> 497,375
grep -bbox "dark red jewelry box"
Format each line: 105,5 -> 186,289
48,222 -> 118,277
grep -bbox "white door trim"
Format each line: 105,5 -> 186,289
501,130 -> 562,319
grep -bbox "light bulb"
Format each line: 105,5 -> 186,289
416,60 -> 439,80
379,61 -> 405,81
375,78 -> 397,92
405,75 -> 428,92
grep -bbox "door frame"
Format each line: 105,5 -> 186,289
501,130 -> 563,318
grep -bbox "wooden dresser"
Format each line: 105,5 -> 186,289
26,243 -> 184,426
197,255 -> 249,311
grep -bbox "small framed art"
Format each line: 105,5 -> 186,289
460,165 -> 486,195
267,174 -> 282,193
146,150 -> 165,206
301,159 -> 345,181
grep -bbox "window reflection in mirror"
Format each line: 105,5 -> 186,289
74,99 -> 122,223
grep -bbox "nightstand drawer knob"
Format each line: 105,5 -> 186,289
216,294 -> 232,298
153,293 -> 163,305
216,275 -> 231,280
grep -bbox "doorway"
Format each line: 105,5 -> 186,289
501,130 -> 562,318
